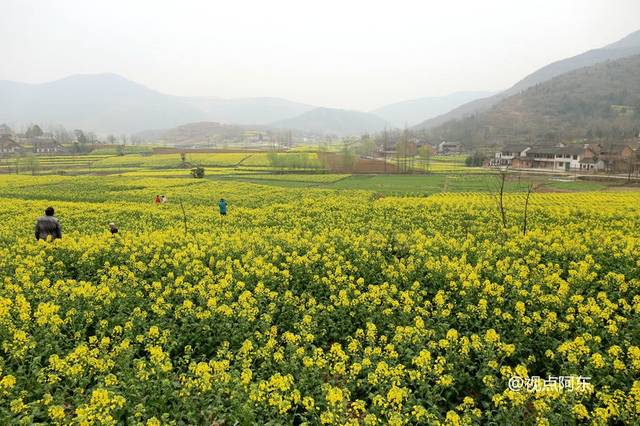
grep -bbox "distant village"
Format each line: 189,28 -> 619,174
491,141 -> 640,174
0,124 -> 67,155
0,123 -> 134,157
2,121 -> 640,176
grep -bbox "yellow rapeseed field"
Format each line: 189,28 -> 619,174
0,175 -> 639,425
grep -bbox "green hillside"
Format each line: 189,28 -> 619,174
414,29 -> 640,131
428,55 -> 640,144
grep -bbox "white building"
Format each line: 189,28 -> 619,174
493,144 -> 531,166
494,143 -> 601,171
32,138 -> 66,154
437,141 -> 464,155
515,145 -> 590,171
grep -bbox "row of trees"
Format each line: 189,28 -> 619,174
335,130 -> 434,174
465,152 -> 488,167
13,123 -> 140,149
266,151 -> 321,170
3,153 -> 41,175
320,129 -> 434,173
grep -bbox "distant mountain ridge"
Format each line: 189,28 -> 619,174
272,107 -> 389,136
0,73 -> 206,134
5,29 -> 639,137
414,29 -> 640,130
0,74 -> 314,134
0,73 -> 495,136
371,91 -> 497,127
182,96 -> 313,125
429,54 -> 640,144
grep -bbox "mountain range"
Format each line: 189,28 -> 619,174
414,29 -> 640,130
371,91 -> 496,127
0,74 -> 490,136
0,74 -> 317,134
429,54 -> 640,144
272,107 -> 389,135
2,29 -> 639,138
181,96 -> 313,126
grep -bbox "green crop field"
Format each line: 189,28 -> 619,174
91,153 -> 251,168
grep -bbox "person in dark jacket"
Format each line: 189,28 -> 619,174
109,222 -> 119,235
218,198 -> 227,216
35,207 -> 62,241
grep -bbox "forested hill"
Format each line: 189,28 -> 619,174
414,29 -> 640,131
427,55 -> 640,145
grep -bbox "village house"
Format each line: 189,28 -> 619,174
415,140 -> 438,153
492,143 -> 531,166
577,146 -> 604,171
0,136 -> 23,155
591,143 -> 637,173
515,145 -> 591,171
31,138 -> 66,154
437,141 -> 464,155
494,141 -> 640,173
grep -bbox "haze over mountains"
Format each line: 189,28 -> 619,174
0,74 -> 491,136
272,108 -> 389,136
0,74 -> 316,134
181,96 -> 313,126
0,74 -> 205,134
1,29 -> 640,139
415,29 -> 640,130
371,91 -> 496,127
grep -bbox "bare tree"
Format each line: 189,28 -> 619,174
74,129 -> 87,144
418,145 -> 432,173
522,183 -> 534,235
25,124 -> 43,138
382,127 -> 389,174
19,153 -> 40,175
179,200 -> 189,237
86,132 -> 98,144
52,125 -> 72,143
492,167 -> 509,229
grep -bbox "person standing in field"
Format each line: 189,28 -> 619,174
155,195 -> 161,205
35,207 -> 62,241
218,198 -> 227,216
109,222 -> 119,235
161,195 -> 168,204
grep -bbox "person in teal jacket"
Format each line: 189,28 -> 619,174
218,198 -> 227,216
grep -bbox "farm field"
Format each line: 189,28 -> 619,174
2,151 -> 627,195
0,152 -> 325,175
318,174 -> 613,195
0,174 -> 639,424
410,155 -> 487,174
91,153 -> 253,168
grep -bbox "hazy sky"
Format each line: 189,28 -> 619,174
2,0 -> 639,110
